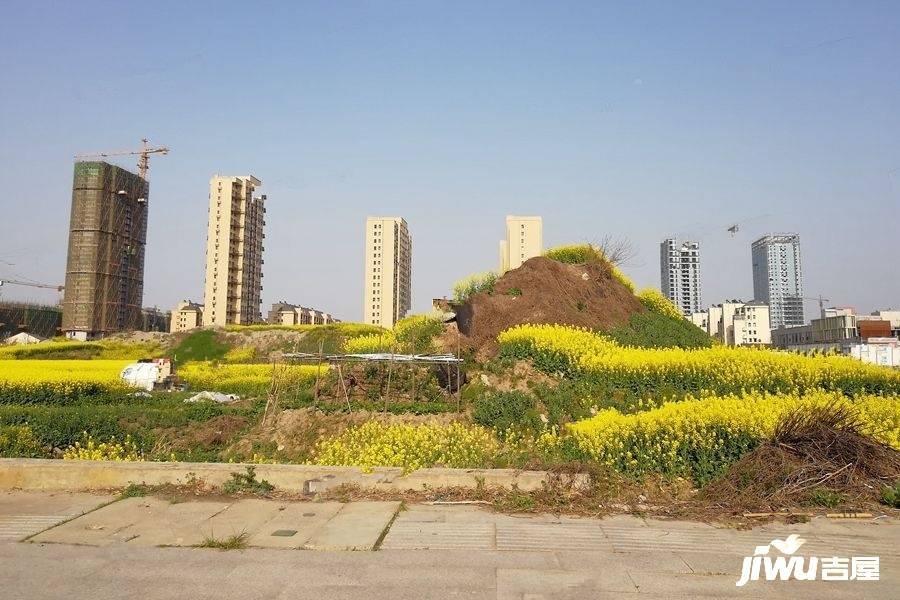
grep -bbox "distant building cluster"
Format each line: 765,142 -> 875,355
267,301 -> 337,326
691,300 -> 771,346
665,233 -> 809,348
771,308 -> 899,366
46,152 -> 896,354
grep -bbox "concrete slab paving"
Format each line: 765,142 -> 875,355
304,501 -> 401,550
0,490 -> 113,542
496,519 -> 610,552
246,501 -> 343,549
200,498 -> 287,542
30,496 -> 171,546
124,499 -> 232,547
381,521 -> 496,550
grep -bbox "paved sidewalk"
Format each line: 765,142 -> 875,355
0,490 -> 113,542
30,496 -> 401,551
1,492 -> 897,598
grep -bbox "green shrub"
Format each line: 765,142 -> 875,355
637,287 -> 684,320
473,391 -> 540,432
808,488 -> 844,508
453,271 -> 499,303
882,480 -> 900,508
394,314 -> 445,353
607,311 -> 713,349
543,244 -> 605,265
505,287 -> 523,297
0,402 -> 239,452
0,425 -> 44,458
172,330 -> 231,365
223,346 -> 256,363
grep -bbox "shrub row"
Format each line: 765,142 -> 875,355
499,324 -> 900,396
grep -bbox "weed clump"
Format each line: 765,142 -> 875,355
222,466 -> 274,495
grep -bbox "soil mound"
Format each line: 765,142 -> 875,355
703,402 -> 900,512
454,256 -> 645,351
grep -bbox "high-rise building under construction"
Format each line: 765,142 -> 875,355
62,161 -> 149,340
203,175 -> 266,326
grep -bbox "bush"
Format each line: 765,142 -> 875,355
343,332 -> 397,354
607,311 -> 713,349
543,245 -> 636,292
179,363 -> 320,396
567,391 -> 899,484
473,391 -> 540,431
223,347 -> 257,363
453,271 -> 499,303
882,480 -> 900,508
544,244 -> 605,265
393,314 -> 445,353
62,432 -> 144,461
0,425 -> 44,458
637,287 -> 684,320
314,421 -> 499,472
499,324 -> 900,396
0,402 -> 239,452
172,330 -> 231,365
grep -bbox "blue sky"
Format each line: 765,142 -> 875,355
1,1 -> 898,319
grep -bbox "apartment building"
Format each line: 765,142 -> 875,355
732,301 -> 771,346
500,216 -> 542,273
751,234 -> 803,329
170,300 -> 203,332
694,300 -> 771,346
203,175 -> 266,326
62,161 -> 149,340
363,217 -> 412,328
659,238 -> 702,316
267,301 -> 337,326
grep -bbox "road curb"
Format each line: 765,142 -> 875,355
0,458 -> 566,493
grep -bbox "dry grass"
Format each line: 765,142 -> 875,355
703,401 -> 900,512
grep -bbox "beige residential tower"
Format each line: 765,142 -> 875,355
363,216 -> 411,328
500,215 -> 542,273
203,175 -> 266,326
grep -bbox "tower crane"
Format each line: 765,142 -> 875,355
74,138 -> 169,180
800,295 -> 831,318
0,279 -> 65,303
0,279 -> 64,292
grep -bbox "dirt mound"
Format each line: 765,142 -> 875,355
454,256 -> 645,351
703,402 -> 900,512
152,414 -> 250,455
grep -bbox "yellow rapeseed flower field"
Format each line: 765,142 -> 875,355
0,359 -> 130,403
178,362 -> 322,396
499,324 -> 900,395
314,421 -> 499,472
563,391 -> 899,480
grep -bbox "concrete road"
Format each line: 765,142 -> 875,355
1,492 -> 897,599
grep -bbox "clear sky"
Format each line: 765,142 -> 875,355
1,1 -> 898,320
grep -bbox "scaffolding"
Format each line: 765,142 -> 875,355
267,352 -> 465,420
61,161 -> 149,338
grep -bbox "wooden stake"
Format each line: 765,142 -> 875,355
337,363 -> 352,412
